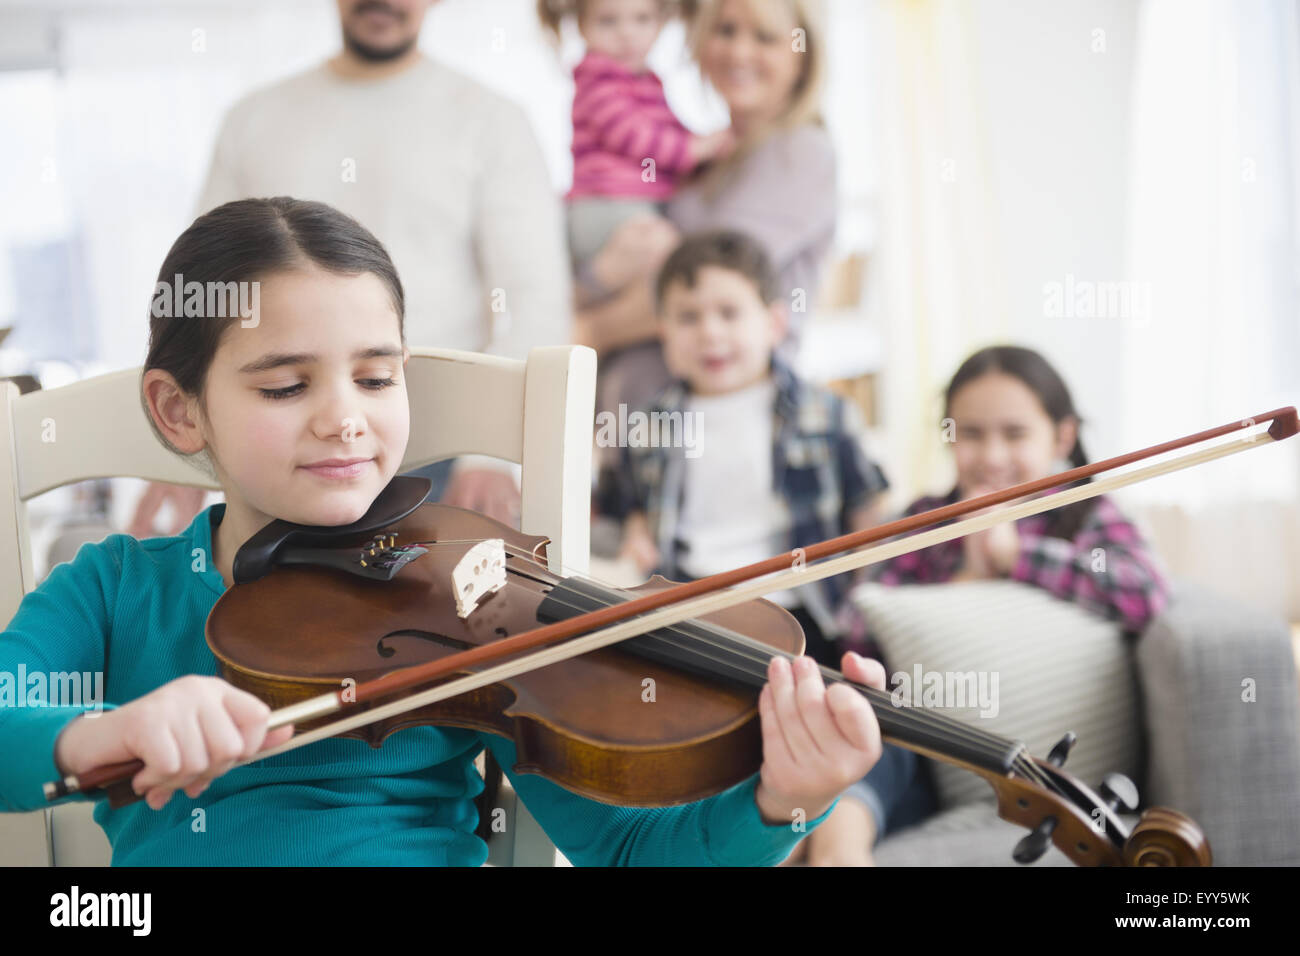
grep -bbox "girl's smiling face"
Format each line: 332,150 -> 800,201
947,372 -> 1077,498
146,263 -> 410,554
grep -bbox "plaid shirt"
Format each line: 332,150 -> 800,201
596,357 -> 890,638
837,486 -> 1171,650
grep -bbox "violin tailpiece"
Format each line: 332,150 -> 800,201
231,474 -> 432,583
279,536 -> 430,581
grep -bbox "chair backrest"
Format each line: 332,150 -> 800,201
0,345 -> 596,619
0,344 -> 595,865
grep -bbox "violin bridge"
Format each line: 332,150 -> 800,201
452,538 -> 507,619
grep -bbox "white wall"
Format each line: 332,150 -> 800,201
969,0 -> 1139,464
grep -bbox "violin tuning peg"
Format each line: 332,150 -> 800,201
1046,732 -> 1077,767
1098,772 -> 1139,814
1012,816 -> 1057,864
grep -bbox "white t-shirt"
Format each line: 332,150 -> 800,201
196,57 -> 570,361
676,377 -> 799,608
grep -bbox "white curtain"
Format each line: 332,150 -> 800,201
867,0 -> 1299,620
868,0 -> 1010,502
1122,0 -> 1300,618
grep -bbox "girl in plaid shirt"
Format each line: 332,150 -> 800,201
795,345 -> 1171,866
856,345 -> 1170,636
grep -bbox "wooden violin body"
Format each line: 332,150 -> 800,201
206,503 -> 804,806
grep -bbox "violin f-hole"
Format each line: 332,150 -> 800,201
376,629 -> 473,659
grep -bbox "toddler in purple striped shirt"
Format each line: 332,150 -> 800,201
796,345 -> 1171,866
538,0 -> 735,302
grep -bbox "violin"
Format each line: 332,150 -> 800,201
45,406 -> 1299,866
215,488 -> 805,808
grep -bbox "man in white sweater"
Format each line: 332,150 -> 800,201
131,0 -> 571,534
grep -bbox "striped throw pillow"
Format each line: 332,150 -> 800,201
847,580 -> 1140,810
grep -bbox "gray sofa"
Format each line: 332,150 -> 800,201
873,580 -> 1300,866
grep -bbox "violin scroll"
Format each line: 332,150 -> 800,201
1122,808 -> 1212,866
980,754 -> 1211,866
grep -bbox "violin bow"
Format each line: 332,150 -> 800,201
51,407 -> 1297,864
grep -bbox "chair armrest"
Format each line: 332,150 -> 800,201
1135,582 -> 1300,864
483,779 -> 558,867
0,809 -> 51,865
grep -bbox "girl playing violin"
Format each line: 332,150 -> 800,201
0,197 -> 886,866
796,344 -> 1172,866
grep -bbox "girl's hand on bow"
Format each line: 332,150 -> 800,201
53,675 -> 294,810
753,652 -> 886,827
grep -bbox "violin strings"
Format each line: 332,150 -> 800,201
517,554 -> 1094,799
490,541 -> 1009,747
536,587 -> 1069,810
406,543 -> 1066,797
530,585 -> 1023,769
516,551 -> 1066,798
492,540 -> 1019,759
429,540 -> 1064,797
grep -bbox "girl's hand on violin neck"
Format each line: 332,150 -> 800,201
754,653 -> 886,827
53,676 -> 295,810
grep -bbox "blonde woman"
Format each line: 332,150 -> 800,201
576,0 -> 836,420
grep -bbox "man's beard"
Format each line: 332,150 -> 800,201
342,27 -> 418,62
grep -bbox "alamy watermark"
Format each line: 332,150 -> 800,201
0,667 -> 104,712
151,274 -> 260,327
594,404 -> 703,458
890,664 -> 999,718
50,886 -> 150,936
1043,273 -> 1151,324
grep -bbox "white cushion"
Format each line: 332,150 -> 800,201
847,580 -> 1140,810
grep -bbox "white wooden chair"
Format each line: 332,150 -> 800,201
0,344 -> 596,867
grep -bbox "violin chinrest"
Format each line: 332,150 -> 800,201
232,474 -> 434,584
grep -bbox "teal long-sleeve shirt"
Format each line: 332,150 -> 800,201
0,504 -> 833,865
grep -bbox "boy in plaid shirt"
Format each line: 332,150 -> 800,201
595,229 -> 890,667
